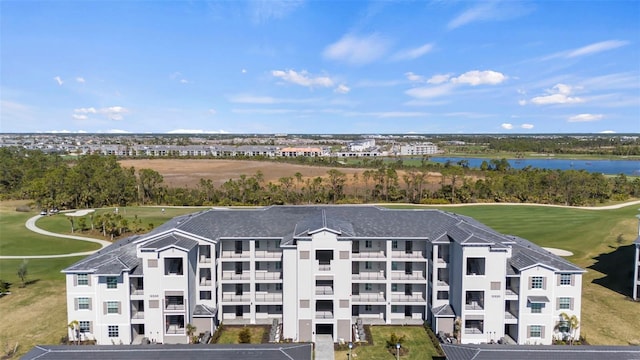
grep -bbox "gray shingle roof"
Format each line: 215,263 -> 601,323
22,344 -> 313,360
193,304 -> 216,317
432,304 -> 456,317
65,206 -> 584,274
442,344 -> 640,360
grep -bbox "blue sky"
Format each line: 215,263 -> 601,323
1,0 -> 639,134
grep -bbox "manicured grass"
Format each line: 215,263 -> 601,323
215,326 -> 268,344
0,204 -> 100,256
411,203 -> 640,345
335,326 -> 439,360
0,256 -> 84,357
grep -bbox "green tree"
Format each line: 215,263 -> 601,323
17,260 -> 28,287
238,327 -> 251,343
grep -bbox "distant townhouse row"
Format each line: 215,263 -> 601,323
64,206 -> 582,346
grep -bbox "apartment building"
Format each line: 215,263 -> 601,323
399,142 -> 439,156
633,216 -> 640,301
64,206 -> 583,345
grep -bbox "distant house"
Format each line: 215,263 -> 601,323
64,206 -> 584,346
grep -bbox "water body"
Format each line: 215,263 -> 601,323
428,157 -> 640,176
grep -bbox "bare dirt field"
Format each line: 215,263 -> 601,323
118,159 -> 444,189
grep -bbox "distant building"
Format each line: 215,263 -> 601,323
64,206 -> 584,346
278,147 -> 325,157
348,139 -> 375,152
399,142 -> 439,156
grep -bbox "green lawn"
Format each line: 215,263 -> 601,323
335,326 -> 440,360
0,208 -> 100,256
214,326 -> 268,344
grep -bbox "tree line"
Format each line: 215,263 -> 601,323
0,147 -> 638,209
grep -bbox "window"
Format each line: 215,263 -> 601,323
164,258 -> 184,275
391,284 -> 398,292
466,258 -> 485,275
391,305 -> 398,312
437,291 -> 449,300
560,274 -> 572,286
365,240 -> 372,248
255,241 -> 260,249
106,276 -> 117,289
531,303 -> 543,313
200,291 -> 212,300
365,283 -> 372,291
276,283 -> 282,291
77,274 -> 88,286
529,325 -> 542,338
78,297 -> 90,310
391,262 -> 398,271
365,261 -> 372,270
79,321 -> 90,333
275,262 -> 282,270
365,305 -> 372,311
108,325 -> 119,338
559,297 -> 571,310
531,276 -> 544,289
392,240 -> 398,249
107,301 -> 119,314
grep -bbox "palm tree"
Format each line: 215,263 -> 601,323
68,320 -> 80,345
186,323 -> 197,344
558,312 -> 580,344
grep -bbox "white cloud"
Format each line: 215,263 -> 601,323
72,114 -> 88,120
530,83 -> 584,105
167,129 -> 229,134
451,70 -> 507,86
76,77 -> 85,83
72,106 -> 128,120
208,109 -> 217,115
518,100 -> 527,106
106,129 -> 131,134
392,43 -> 434,61
427,74 -> 451,85
405,72 -> 425,82
599,130 -> 616,134
249,0 -> 303,23
74,107 -> 97,114
567,40 -> 629,58
241,69 -> 247,74
180,79 -> 189,84
103,106 -> 128,120
229,94 -> 318,104
448,1 -> 533,30
53,76 -> 63,86
405,84 -> 455,99
568,113 -> 603,122
272,69 -> 334,88
334,84 -> 351,94
345,111 -> 429,118
521,123 -> 534,129
323,33 -> 390,65
501,123 -> 514,130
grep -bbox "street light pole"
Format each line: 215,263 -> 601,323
396,343 -> 400,360
348,342 -> 353,359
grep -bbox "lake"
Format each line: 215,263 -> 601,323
428,157 -> 640,176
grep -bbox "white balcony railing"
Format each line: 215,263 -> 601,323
351,251 -> 386,259
391,294 -> 425,302
222,272 -> 250,280
316,311 -> 333,319
391,271 -> 425,280
352,271 -> 385,280
255,293 -> 283,302
504,310 -> 518,319
255,271 -> 282,280
221,251 -> 250,258
254,250 -> 282,258
315,286 -> 334,295
131,311 -> 144,319
465,302 -> 484,310
352,293 -> 385,302
222,294 -> 251,302
391,251 -> 425,259
165,304 -> 185,311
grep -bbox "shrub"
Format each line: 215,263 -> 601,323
238,327 -> 251,344
211,324 -> 224,344
15,205 -> 31,212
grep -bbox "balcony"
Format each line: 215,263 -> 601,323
316,311 -> 333,319
254,250 -> 282,258
221,250 -> 250,258
352,293 -> 385,302
391,294 -> 425,302
199,245 -> 211,263
130,287 -> 144,296
391,251 -> 425,259
131,311 -> 145,319
165,297 -> 185,311
465,302 -> 484,310
316,286 -> 334,296
352,271 -> 386,281
504,310 -> 518,320
222,294 -> 251,302
255,271 -> 282,280
222,271 -> 250,280
165,326 -> 185,334
391,271 -> 425,281
317,263 -> 331,272
255,293 -> 283,302
352,250 -> 386,259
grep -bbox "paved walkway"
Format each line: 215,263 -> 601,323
315,335 -> 335,360
0,214 -> 111,259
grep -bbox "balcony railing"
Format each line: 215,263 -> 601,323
221,251 -> 250,258
166,326 -> 185,334
254,250 -> 282,258
315,286 -> 334,295
318,264 -> 331,271
391,271 -> 425,280
165,304 -> 185,311
255,293 -> 283,302
352,251 -> 386,258
465,302 -> 484,310
199,255 -> 211,263
437,279 -> 449,286
391,251 -> 425,259
255,272 -> 282,280
315,311 -> 333,319
200,279 -> 212,286
222,294 -> 251,302
464,327 -> 483,334
222,272 -> 250,280
504,310 -> 518,319
130,287 -> 144,295
391,294 -> 425,302
131,311 -> 144,319
352,293 -> 385,302
505,287 -> 519,296
352,271 -> 385,280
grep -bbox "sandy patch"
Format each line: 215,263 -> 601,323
65,209 -> 95,217
543,247 -> 574,256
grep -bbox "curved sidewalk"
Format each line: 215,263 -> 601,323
0,215 -> 112,259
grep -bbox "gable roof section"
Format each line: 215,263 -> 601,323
139,233 -> 198,252
63,235 -> 141,275
432,304 -> 456,317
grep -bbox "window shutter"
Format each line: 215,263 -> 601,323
88,298 -> 92,310
570,298 -> 574,310
527,325 -> 531,337
528,278 -> 532,290
556,298 -> 560,310
541,326 -> 546,338
149,300 -> 159,308
300,251 -> 309,259
148,259 -> 158,268
340,251 -> 349,259
340,299 -> 349,308
103,302 -> 107,315
73,275 -> 78,286
74,298 -> 78,311
87,275 -> 91,287
89,321 -> 93,333
117,301 -> 121,315
570,275 -> 575,286
542,277 -> 547,290
556,274 -> 561,284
